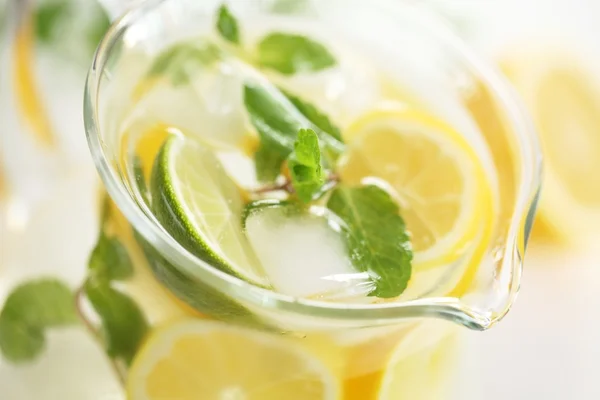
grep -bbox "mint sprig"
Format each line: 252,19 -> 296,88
0,279 -> 78,363
288,129 -> 325,203
244,81 -> 414,297
84,280 -> 148,365
257,33 -> 336,75
326,185 -> 413,298
216,4 -> 241,44
243,82 -> 343,182
243,83 -> 303,181
81,199 -> 149,366
214,4 -> 335,75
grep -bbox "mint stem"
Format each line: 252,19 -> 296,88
253,179 -> 294,194
251,174 -> 339,196
74,285 -> 97,338
74,284 -> 127,386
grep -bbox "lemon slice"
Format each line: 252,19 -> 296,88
339,107 -> 495,276
127,319 -> 340,400
150,134 -> 268,287
501,52 -> 600,245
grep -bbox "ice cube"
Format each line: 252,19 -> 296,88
216,151 -> 261,191
120,59 -> 248,151
245,204 -> 374,300
275,47 -> 381,128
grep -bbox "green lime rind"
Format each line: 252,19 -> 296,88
150,135 -> 269,289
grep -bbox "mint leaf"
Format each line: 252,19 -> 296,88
244,83 -> 302,181
257,33 -> 336,75
84,281 -> 148,365
270,0 -> 309,13
35,1 -> 71,43
243,82 -> 343,182
216,4 -> 240,44
0,318 -> 44,363
254,139 -> 290,182
326,185 -> 413,298
88,233 -> 134,282
283,91 -> 342,141
147,42 -> 221,86
244,83 -> 301,149
0,280 -> 78,327
0,279 -> 77,363
288,129 -> 324,203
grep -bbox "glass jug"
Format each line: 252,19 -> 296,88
1,1 -> 542,399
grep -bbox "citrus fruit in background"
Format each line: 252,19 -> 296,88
13,12 -> 56,148
500,51 -> 600,246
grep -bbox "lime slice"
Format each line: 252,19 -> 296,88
151,134 -> 269,287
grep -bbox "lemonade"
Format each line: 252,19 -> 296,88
0,1 -> 541,399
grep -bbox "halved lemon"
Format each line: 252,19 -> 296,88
338,107 -> 495,295
127,319 -> 340,399
500,51 -> 600,246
